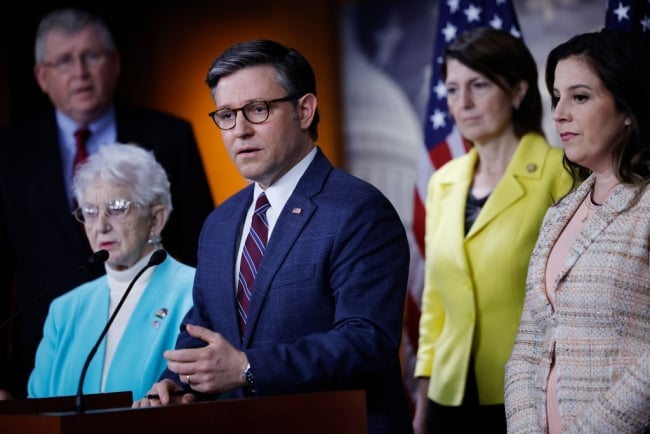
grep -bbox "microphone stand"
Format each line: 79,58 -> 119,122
0,250 -> 109,329
75,249 -> 167,413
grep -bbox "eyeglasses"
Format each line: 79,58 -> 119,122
41,49 -> 107,73
208,95 -> 299,130
72,199 -> 137,224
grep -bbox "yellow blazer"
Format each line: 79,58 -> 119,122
415,133 -> 570,405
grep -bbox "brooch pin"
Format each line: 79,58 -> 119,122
152,307 -> 169,328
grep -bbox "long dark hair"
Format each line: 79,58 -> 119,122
546,29 -> 650,198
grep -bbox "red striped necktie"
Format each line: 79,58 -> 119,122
237,193 -> 270,335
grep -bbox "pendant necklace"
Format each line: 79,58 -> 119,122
581,187 -> 602,223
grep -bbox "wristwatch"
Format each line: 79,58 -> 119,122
242,362 -> 256,393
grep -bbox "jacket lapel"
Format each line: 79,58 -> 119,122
225,187 -> 255,344
467,135 -> 545,239
561,178 -> 632,279
436,150 -> 474,258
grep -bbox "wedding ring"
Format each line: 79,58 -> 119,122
186,374 -> 191,385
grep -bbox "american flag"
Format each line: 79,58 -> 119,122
403,0 -> 522,405
605,0 -> 650,51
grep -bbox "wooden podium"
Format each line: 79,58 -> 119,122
0,389 -> 367,434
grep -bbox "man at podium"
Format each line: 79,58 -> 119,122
134,39 -> 413,434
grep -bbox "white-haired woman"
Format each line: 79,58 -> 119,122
28,143 -> 194,399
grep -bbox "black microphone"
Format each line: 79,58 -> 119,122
0,250 -> 109,329
75,249 -> 167,413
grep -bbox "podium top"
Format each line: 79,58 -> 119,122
0,389 -> 367,434
0,391 -> 132,414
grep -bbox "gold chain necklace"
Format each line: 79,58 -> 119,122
581,187 -> 602,223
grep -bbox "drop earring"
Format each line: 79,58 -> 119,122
148,232 -> 162,246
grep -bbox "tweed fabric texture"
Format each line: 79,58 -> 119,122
505,175 -> 650,433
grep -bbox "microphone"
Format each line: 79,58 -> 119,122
75,249 -> 167,413
0,250 -> 109,329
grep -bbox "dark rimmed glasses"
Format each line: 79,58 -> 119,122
208,95 -> 299,130
72,199 -> 138,224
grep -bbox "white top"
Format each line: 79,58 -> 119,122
101,250 -> 155,391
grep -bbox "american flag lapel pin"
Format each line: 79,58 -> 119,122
152,307 -> 169,328
292,207 -> 302,214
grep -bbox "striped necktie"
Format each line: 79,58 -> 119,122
237,193 -> 270,335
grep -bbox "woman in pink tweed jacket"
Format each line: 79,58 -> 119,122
505,30 -> 650,433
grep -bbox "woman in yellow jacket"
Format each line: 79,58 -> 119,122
412,28 -> 571,434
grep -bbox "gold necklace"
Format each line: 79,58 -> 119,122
581,187 -> 602,223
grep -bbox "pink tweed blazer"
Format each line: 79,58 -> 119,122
505,175 -> 650,433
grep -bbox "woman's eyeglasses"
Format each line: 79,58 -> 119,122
72,199 -> 138,224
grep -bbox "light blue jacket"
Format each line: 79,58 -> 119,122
28,255 -> 194,399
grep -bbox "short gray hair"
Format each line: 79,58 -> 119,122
72,143 -> 172,215
34,8 -> 115,64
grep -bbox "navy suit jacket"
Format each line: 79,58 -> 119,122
0,103 -> 214,397
164,148 -> 412,434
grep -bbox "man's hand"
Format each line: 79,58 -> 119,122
164,324 -> 248,394
132,379 -> 194,408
